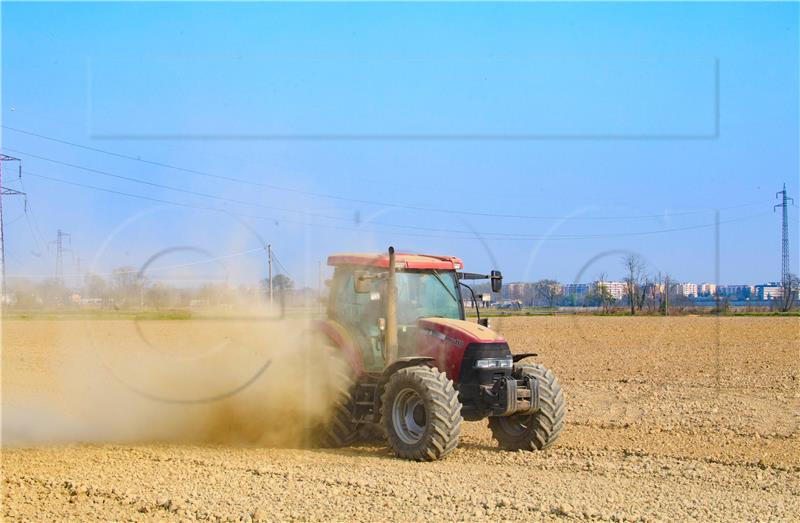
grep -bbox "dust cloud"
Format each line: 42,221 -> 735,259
1,305 -> 350,448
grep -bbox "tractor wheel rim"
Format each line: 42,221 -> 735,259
392,388 -> 426,445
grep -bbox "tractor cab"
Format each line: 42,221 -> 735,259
326,252 -> 498,371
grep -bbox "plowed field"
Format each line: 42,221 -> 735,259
2,316 -> 798,522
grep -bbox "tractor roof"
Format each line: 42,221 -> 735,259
327,252 -> 464,270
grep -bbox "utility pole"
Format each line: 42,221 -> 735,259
774,183 -> 793,286
0,154 -> 24,304
267,243 -> 273,306
50,229 -> 71,286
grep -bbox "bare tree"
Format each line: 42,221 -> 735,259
662,273 -> 671,315
594,272 -> 615,314
145,282 -> 172,310
780,274 -> 799,312
637,275 -> 649,312
111,266 -> 145,308
84,273 -> 109,301
36,278 -> 68,308
534,279 -> 561,308
645,273 -> 662,314
622,254 -> 647,315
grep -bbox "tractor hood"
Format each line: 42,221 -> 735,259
415,317 -> 508,381
417,317 -> 506,346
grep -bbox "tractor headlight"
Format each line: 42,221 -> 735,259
474,357 -> 513,369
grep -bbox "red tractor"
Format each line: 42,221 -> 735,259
313,247 -> 565,461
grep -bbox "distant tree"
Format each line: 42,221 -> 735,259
111,266 -> 144,308
637,275 -> 649,312
780,274 -> 799,312
534,279 -> 561,308
272,273 -> 294,292
145,282 -> 179,310
645,273 -> 663,314
84,273 -> 109,300
671,293 -> 691,313
714,296 -> 731,314
590,272 -> 615,314
622,254 -> 647,315
561,293 -> 578,307
8,278 -> 42,308
262,274 -> 294,300
661,273 -> 672,315
37,278 -> 69,308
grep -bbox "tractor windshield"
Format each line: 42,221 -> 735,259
396,270 -> 462,323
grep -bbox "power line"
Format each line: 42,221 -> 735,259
270,250 -> 295,280
15,162 -> 46,252
7,246 -> 266,280
5,147 -> 348,221
2,125 -> 765,221
22,198 -> 46,253
4,147 -> 544,236
8,147 -> 537,237
7,148 -> 774,239
23,170 -> 771,242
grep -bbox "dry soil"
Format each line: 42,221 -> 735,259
2,316 -> 799,522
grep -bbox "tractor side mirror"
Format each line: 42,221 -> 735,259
490,270 -> 502,293
354,271 -> 371,294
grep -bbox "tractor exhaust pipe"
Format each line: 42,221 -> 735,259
385,246 -> 398,365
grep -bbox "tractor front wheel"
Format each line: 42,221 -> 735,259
381,366 -> 462,461
488,363 -> 566,451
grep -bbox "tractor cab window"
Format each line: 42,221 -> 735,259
330,269 -> 385,370
396,270 -> 462,323
331,270 -> 382,328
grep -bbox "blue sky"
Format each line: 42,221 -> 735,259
1,2 -> 797,288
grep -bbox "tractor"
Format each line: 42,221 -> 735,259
312,247 -> 566,461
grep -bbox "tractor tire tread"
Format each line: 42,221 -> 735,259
316,367 -> 360,448
488,363 -> 566,451
381,365 -> 462,461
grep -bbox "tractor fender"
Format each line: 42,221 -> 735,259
382,356 -> 436,379
374,357 -> 436,418
310,319 -> 365,377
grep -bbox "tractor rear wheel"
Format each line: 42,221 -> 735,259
381,365 -> 462,461
488,363 -> 565,451
315,351 -> 360,448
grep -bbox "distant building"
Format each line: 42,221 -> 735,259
755,283 -> 783,300
562,283 -> 592,300
506,282 -> 532,301
718,285 -> 754,299
698,283 -> 717,297
189,298 -> 210,308
595,281 -> 626,301
678,283 -> 698,298
80,297 -> 104,307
